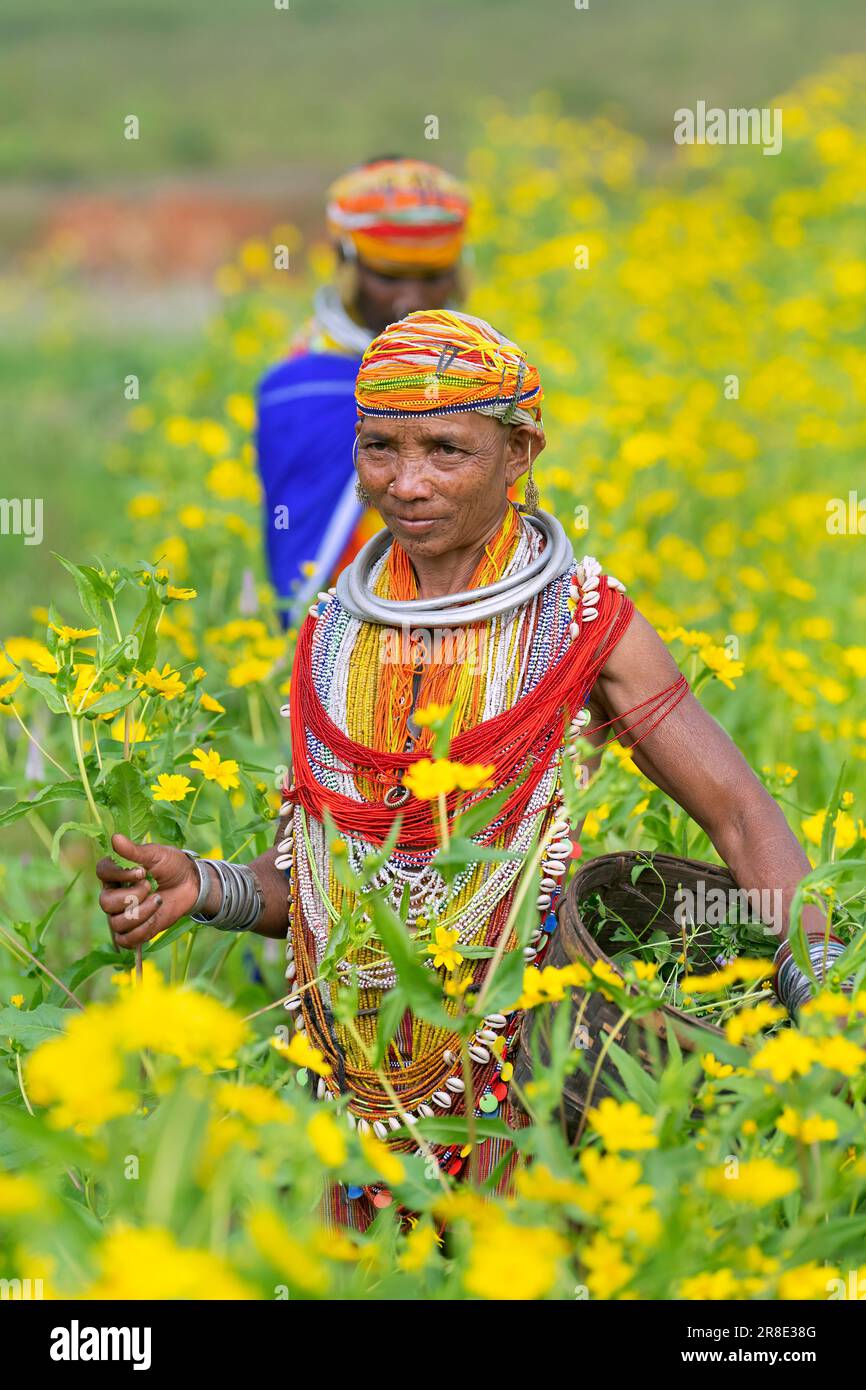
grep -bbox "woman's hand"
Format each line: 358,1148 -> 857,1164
96,833 -> 200,949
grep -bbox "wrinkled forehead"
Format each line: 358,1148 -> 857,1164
356,412 -> 507,446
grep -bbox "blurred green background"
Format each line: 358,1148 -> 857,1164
0,0 -> 863,625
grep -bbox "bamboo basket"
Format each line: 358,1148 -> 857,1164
512,852 -> 754,1135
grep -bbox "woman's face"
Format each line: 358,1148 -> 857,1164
355,413 -> 544,560
352,261 -> 462,336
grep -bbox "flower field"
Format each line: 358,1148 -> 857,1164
1,57 -> 866,1300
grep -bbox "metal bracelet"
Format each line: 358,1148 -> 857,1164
182,852 -> 264,932
182,850 -> 215,918
775,936 -> 850,1018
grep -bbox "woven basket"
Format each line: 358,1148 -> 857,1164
512,852 -> 750,1135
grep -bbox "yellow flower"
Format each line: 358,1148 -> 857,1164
631,960 -> 657,982
777,1261 -> 840,1301
0,674 -> 23,701
200,691 -> 226,714
799,1114 -> 839,1143
178,504 -> 207,529
426,925 -> 464,972
724,1001 -> 786,1044
515,1163 -> 586,1205
135,663 -> 187,701
699,643 -> 744,690
306,1110 -> 348,1168
0,1172 -> 43,1214
359,1130 -> 405,1186
225,392 -> 256,430
246,1206 -> 330,1295
398,1221 -> 441,1272
518,961 -> 589,1009
801,808 -> 863,851
228,657 -> 275,687
463,1215 -> 566,1300
814,1034 -> 866,1077
580,1148 -> 644,1203
403,757 -> 456,799
84,1225 -> 254,1300
679,1269 -> 740,1300
189,746 -> 241,791
586,1097 -> 658,1152
704,1158 -> 798,1205
10,994 -> 24,1007
682,957 -> 774,994
751,1031 -> 818,1082
581,1231 -> 634,1299
150,773 -> 193,803
272,1031 -> 333,1077
108,716 -> 150,744
701,1052 -> 735,1079
206,459 -> 260,503
49,623 -> 99,642
215,1082 -> 295,1127
166,585 -> 197,601
411,703 -> 452,727
127,493 -> 162,519
403,758 -> 494,800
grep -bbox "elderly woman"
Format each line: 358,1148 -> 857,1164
97,309 -> 824,1232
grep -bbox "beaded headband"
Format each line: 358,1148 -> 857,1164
326,159 -> 470,275
354,309 -> 544,425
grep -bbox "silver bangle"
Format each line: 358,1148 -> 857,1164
775,937 -> 850,1018
182,851 -> 264,932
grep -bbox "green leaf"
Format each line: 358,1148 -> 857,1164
131,583 -> 162,672
370,987 -> 408,1068
17,666 -> 66,714
365,891 -> 451,1027
820,761 -> 849,863
0,1003 -> 73,1049
101,760 -> 153,842
50,820 -> 104,864
409,1116 -> 523,1145
47,947 -> 124,1003
606,1037 -> 660,1110
84,685 -> 140,715
0,779 -> 85,829
478,946 -> 525,1015
452,779 -> 521,842
51,553 -> 106,627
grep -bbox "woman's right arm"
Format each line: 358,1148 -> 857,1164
96,796 -> 294,948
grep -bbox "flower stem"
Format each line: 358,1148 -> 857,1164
9,702 -> 72,778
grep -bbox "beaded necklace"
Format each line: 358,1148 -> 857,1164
278,516 -> 663,1171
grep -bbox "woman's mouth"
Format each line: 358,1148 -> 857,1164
391,515 -> 439,533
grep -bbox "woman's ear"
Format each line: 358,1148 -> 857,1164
504,423 -> 546,487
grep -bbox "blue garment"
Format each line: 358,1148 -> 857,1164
256,351 -> 363,628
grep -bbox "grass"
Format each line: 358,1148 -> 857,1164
0,0 -> 862,180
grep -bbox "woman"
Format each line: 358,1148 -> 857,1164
97,309 -> 826,1231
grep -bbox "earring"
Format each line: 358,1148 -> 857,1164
519,442 -> 540,516
355,477 -> 371,504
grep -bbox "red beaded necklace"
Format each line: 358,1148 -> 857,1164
288,577 -> 639,849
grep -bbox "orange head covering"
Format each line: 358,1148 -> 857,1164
354,309 -> 543,425
326,158 -> 470,276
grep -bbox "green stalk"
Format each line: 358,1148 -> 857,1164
9,702 -> 72,778
67,706 -> 104,832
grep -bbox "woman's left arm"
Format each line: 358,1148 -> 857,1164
591,607 -> 822,943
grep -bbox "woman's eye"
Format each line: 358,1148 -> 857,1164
437,443 -> 461,456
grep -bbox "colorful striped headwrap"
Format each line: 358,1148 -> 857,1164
354,309 -> 544,425
326,158 -> 470,275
